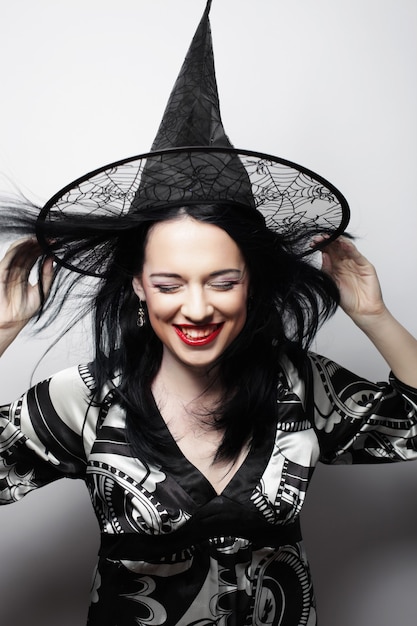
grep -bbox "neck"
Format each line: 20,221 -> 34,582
154,349 -> 221,404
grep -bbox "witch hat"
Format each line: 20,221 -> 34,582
129,0 -> 255,214
36,0 -> 349,277
150,0 -> 231,151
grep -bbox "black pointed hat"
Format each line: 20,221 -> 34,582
36,0 -> 349,277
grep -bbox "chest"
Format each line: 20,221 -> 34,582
86,402 -> 320,535
151,389 -> 251,495
172,429 -> 250,495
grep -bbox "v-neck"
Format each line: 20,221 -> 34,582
150,394 -> 277,507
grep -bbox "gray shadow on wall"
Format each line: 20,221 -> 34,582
302,461 -> 417,626
0,479 -> 99,626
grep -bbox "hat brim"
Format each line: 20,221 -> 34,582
36,146 -> 350,277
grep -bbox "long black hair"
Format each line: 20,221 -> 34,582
88,202 -> 339,464
1,198 -> 340,464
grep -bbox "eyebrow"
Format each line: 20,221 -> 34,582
149,269 -> 244,279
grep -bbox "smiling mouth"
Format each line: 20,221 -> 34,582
173,323 -> 224,346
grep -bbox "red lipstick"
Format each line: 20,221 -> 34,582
173,323 -> 223,346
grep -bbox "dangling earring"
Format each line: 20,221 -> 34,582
137,300 -> 146,328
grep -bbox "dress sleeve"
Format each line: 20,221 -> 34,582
307,352 -> 417,464
0,363 -> 99,503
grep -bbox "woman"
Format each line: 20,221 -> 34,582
1,1 -> 417,624
1,203 -> 417,625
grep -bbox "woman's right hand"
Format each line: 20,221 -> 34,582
0,239 -> 54,353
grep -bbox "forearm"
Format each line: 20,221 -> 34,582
354,308 -> 417,387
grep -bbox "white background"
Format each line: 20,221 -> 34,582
0,1 -> 416,624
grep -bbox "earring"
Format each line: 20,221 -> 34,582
137,300 -> 146,328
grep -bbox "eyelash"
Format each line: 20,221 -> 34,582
209,281 -> 239,291
153,281 -> 240,293
154,285 -> 180,293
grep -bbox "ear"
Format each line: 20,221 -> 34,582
132,276 -> 146,301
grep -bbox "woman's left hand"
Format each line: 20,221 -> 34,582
319,236 -> 386,324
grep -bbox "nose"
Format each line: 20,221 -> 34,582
181,285 -> 214,322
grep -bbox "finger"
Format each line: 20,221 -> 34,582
1,237 -> 41,257
39,257 -> 55,298
320,251 -> 332,274
319,238 -> 357,274
322,237 -> 363,264
0,239 -> 45,285
310,233 -> 330,246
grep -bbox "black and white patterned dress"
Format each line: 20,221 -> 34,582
1,352 -> 417,625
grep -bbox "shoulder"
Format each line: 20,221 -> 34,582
47,361 -> 116,399
47,362 -> 97,404
40,362 -> 116,431
276,348 -> 348,405
33,362 -> 120,451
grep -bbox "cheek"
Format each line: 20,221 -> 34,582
145,294 -> 179,321
236,291 -> 250,328
221,291 -> 248,322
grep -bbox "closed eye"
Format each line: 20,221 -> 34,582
209,281 -> 241,291
153,284 -> 181,293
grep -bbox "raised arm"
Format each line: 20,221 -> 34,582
320,236 -> 417,387
0,239 -> 54,356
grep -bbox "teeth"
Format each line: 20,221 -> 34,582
181,326 -> 216,339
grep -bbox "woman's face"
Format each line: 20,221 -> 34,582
132,215 -> 249,373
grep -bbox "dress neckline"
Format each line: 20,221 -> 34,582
149,392 -> 278,506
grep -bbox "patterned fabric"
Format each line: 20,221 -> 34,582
1,353 -> 417,625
